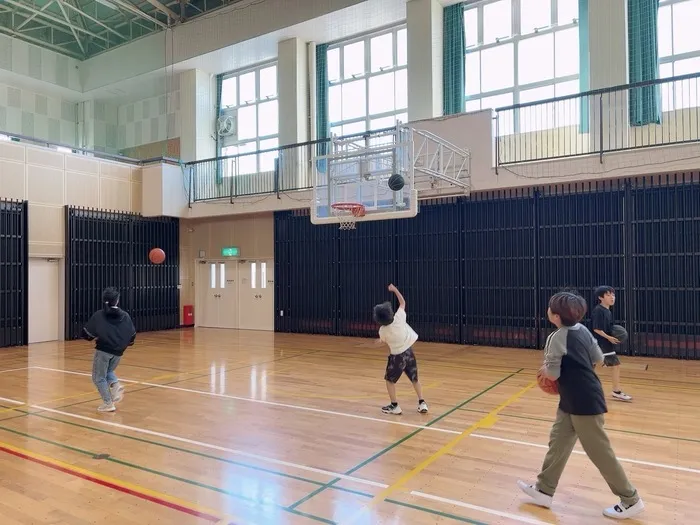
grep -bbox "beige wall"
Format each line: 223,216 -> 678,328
0,141 -> 143,257
179,213 -> 274,321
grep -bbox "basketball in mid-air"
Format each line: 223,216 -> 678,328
149,248 -> 166,264
388,173 -> 405,191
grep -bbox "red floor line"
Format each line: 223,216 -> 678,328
0,444 -> 221,523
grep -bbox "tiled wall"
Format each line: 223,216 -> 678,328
118,74 -> 181,152
85,100 -> 119,154
0,82 -> 77,145
0,140 -> 143,257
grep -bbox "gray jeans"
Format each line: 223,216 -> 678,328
92,350 -> 122,403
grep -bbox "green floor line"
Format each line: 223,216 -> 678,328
10,409 -> 489,524
460,407 -> 700,444
288,370 -> 524,510
0,421 -> 334,524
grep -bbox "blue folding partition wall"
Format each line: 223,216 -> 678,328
0,199 -> 28,348
65,207 -> 180,339
274,209 -> 338,335
274,174 -> 700,359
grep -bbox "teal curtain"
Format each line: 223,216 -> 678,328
316,43 -> 329,173
628,0 -> 661,126
578,0 -> 589,133
443,3 -> 466,115
215,74 -> 224,184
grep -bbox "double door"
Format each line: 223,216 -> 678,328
196,259 -> 273,331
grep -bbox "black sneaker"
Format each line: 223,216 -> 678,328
381,403 -> 402,415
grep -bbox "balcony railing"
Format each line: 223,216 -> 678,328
495,72 -> 700,165
187,127 -> 399,203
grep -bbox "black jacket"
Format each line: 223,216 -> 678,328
82,307 -> 136,357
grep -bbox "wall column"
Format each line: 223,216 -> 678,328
407,0 -> 443,122
180,69 -> 216,162
586,0 -> 628,150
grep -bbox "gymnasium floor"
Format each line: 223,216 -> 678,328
0,330 -> 696,524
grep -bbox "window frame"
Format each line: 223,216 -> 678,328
217,60 -> 279,175
658,0 -> 700,112
326,24 -> 409,137
464,0 -> 580,133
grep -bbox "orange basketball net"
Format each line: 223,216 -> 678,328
331,202 -> 366,230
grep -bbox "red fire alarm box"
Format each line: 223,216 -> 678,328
183,305 -> 194,326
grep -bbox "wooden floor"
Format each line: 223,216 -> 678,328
0,329 -> 697,524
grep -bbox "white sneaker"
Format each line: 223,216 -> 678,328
612,391 -> 633,402
97,403 -> 116,413
517,480 -> 553,508
418,401 -> 428,413
110,382 -> 125,403
381,403 -> 402,415
603,499 -> 645,519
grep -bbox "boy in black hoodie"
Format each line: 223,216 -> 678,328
82,287 -> 136,412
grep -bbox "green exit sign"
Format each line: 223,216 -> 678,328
221,246 -> 240,257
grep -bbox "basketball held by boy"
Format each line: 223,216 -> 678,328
517,291 -> 644,520
591,285 -> 632,402
373,284 -> 428,415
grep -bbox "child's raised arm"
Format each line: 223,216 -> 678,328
388,284 -> 406,310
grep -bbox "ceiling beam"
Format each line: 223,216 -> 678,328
55,0 -> 86,56
0,25 -> 83,59
142,0 -> 178,22
103,0 -> 169,29
15,0 -> 55,31
60,1 -> 128,41
3,0 -> 111,42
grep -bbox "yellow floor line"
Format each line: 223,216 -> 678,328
0,438 -> 226,522
342,380 -> 537,524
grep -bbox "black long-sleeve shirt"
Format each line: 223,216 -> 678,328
82,307 -> 136,356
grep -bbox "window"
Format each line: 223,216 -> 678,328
464,0 -> 580,133
218,62 -> 279,174
658,0 -> 700,111
327,26 -> 408,137
261,262 -> 267,289
250,262 -> 257,289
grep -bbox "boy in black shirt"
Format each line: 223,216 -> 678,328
83,287 -> 136,413
518,291 -> 644,520
591,285 -> 632,401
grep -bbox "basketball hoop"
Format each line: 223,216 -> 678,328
331,202 -> 366,230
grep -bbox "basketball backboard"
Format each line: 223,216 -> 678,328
311,124 -> 470,229
311,127 -> 418,229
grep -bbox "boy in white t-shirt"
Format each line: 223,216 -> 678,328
373,284 -> 428,415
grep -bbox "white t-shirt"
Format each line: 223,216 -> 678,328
379,307 -> 418,355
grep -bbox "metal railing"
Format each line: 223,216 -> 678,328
496,72 -> 700,165
0,130 -> 178,166
187,127 -> 400,203
188,138 -> 328,202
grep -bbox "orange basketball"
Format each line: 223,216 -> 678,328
537,367 -> 559,395
149,248 -> 166,264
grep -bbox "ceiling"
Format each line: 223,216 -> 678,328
0,0 -> 232,60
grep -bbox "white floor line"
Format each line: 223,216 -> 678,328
30,404 -> 389,489
0,367 -> 29,375
30,366 -> 462,436
30,366 -> 700,476
471,433 -> 700,474
0,396 -> 25,405
411,491 -> 553,525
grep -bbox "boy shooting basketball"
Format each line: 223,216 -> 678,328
82,287 -> 136,413
518,291 -> 644,520
373,284 -> 428,415
591,286 -> 632,401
